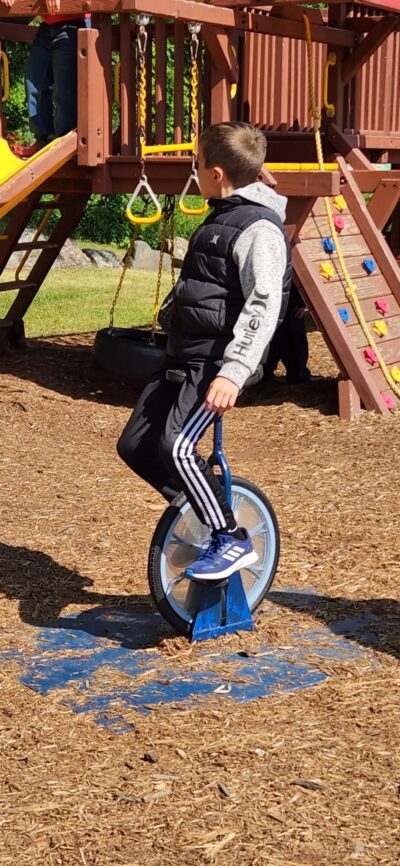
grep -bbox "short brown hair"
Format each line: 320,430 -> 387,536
200,122 -> 267,186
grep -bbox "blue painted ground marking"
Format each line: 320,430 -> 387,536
0,589 -> 374,731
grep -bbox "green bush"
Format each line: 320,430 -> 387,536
71,194 -> 205,249
3,41 -> 31,141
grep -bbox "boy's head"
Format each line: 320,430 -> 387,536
198,122 -> 267,199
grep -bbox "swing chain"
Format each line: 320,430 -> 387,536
151,196 -> 176,339
136,16 -> 148,175
189,27 -> 200,174
109,198 -> 150,328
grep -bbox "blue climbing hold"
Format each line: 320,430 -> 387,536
322,237 -> 335,254
362,258 -> 376,275
338,307 -> 350,324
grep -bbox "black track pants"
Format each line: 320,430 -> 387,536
117,362 -> 236,532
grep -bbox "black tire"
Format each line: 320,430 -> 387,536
93,327 -> 167,388
148,476 -> 280,636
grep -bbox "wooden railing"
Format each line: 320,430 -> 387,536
1,6 -> 399,166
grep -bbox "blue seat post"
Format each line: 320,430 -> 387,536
208,415 -> 232,507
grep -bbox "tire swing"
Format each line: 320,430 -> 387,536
94,195 -> 174,387
93,17 -> 207,389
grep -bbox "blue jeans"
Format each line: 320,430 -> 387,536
26,21 -> 85,144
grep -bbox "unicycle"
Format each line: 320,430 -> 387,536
148,414 -> 280,637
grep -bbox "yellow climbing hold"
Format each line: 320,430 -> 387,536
372,320 -> 388,337
390,365 -> 400,383
320,261 -> 335,280
333,194 -> 347,212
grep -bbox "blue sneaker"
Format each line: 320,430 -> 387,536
184,530 -> 258,582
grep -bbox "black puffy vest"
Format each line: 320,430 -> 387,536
166,193 -> 292,363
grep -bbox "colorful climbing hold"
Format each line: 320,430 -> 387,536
338,307 -> 350,324
320,261 -> 335,280
362,258 -> 376,275
375,298 -> 389,315
390,365 -> 400,383
322,237 -> 335,254
333,214 -> 345,232
372,320 -> 388,337
381,392 -> 395,410
333,194 -> 347,212
364,348 -> 378,365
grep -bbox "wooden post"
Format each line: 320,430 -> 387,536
338,379 -> 362,421
174,22 -> 184,146
78,28 -> 106,166
324,5 -> 346,133
155,18 -> 166,144
119,15 -> 135,155
202,27 -> 238,125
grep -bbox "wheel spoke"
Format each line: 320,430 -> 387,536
169,532 -> 204,550
245,563 -> 266,580
248,520 -> 269,539
167,573 -> 189,588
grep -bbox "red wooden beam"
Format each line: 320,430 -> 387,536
341,15 -> 398,85
120,2 -> 356,47
202,26 -> 239,84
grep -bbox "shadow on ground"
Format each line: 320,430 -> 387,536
1,334 -> 339,415
1,541 -> 398,658
268,589 -> 400,661
0,541 -> 173,649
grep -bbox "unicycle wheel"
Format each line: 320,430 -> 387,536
148,475 -> 280,636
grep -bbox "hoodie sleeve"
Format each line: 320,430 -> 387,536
217,220 -> 287,390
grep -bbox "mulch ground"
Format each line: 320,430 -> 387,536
0,331 -> 399,866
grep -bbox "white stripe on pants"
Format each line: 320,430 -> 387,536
172,404 -> 226,530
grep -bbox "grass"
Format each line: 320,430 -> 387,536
0,267 -> 171,337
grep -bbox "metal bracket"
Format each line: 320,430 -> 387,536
191,571 -> 254,642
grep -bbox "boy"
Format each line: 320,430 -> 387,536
118,122 -> 292,581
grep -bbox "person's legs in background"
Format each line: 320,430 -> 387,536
51,23 -> 80,138
25,23 -> 54,148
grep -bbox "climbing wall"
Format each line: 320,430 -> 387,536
294,189 -> 400,418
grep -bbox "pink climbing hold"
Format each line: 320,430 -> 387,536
375,298 -> 389,315
333,214 -> 345,232
364,348 -> 378,365
381,392 -> 395,410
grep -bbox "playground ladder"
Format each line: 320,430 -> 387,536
293,156 -> 400,419
0,191 -> 89,349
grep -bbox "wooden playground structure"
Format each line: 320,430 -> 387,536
1,0 -> 400,419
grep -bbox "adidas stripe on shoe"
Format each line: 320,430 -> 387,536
184,529 -> 258,581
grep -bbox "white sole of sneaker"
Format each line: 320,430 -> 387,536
185,550 -> 258,582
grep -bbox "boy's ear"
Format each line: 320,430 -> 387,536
213,166 -> 224,184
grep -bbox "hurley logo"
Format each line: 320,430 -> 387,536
209,234 -> 220,245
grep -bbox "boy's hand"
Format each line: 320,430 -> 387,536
46,0 -> 61,13
0,0 -> 15,7
205,377 -> 239,413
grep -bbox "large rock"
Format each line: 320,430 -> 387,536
52,238 -> 92,268
168,235 -> 189,268
82,248 -> 122,268
125,239 -> 172,272
5,229 -> 91,270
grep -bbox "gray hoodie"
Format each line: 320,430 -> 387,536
217,182 -> 288,390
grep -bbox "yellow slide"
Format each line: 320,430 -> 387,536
0,130 -> 78,220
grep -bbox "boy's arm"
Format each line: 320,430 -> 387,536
205,221 -> 287,411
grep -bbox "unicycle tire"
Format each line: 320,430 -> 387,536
148,475 -> 280,636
